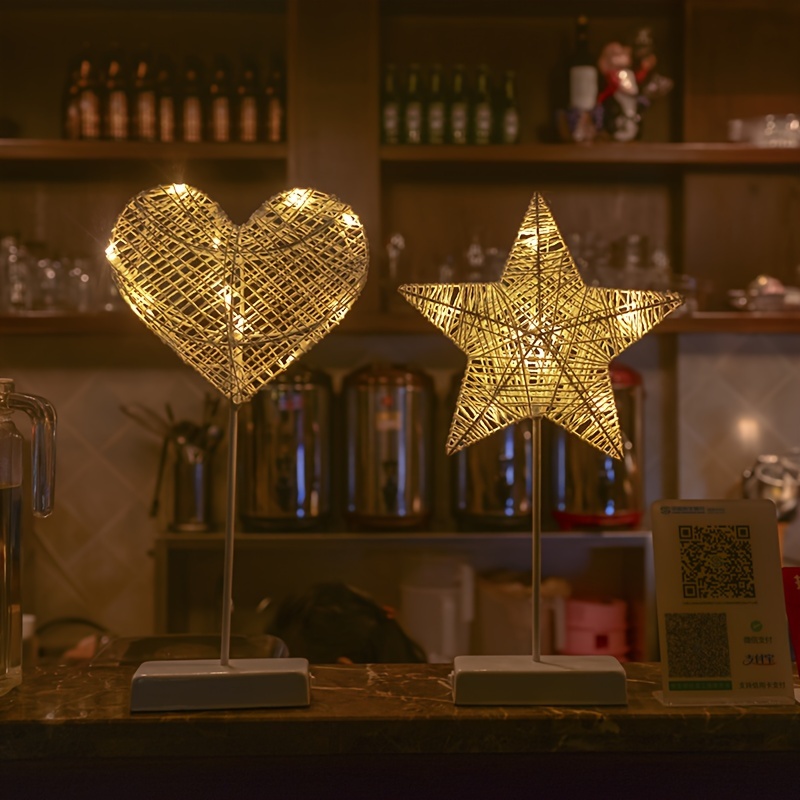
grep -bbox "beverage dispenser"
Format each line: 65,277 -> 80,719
344,363 -> 434,531
552,361 -> 643,530
238,364 -> 331,531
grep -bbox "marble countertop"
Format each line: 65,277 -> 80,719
3,661 -> 800,761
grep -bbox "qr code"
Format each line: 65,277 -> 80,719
679,524 -> 755,600
665,612 -> 731,678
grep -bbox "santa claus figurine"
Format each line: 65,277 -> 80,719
596,40 -> 643,141
596,28 -> 672,142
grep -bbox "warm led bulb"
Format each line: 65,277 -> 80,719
284,188 -> 312,208
166,183 -> 189,197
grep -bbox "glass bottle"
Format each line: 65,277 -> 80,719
381,64 -> 401,145
403,63 -> 423,145
472,64 -> 494,145
208,55 -> 233,143
236,59 -> 261,143
75,50 -> 101,140
500,69 -> 520,144
156,56 -> 176,143
264,64 -> 285,143
132,49 -> 157,142
102,48 -> 130,141
61,56 -> 81,140
425,64 -> 446,145
448,64 -> 469,145
180,56 -> 205,143
0,379 -> 56,698
569,14 -> 598,112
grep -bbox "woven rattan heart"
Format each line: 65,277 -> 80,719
107,185 -> 368,404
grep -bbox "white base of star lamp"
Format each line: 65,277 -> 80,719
130,657 -> 311,712
452,654 -> 627,706
451,417 -> 627,707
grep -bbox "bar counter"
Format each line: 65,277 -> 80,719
3,661 -> 800,797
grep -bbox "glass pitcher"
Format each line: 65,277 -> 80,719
0,379 -> 56,697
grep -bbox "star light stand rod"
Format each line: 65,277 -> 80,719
531,415 -> 542,662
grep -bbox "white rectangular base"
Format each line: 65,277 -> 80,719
130,658 -> 310,712
452,654 -> 628,706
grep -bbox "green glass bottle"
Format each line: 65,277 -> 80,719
381,64 -> 401,145
403,63 -> 423,144
472,64 -> 493,145
448,64 -> 469,145
426,64 -> 446,145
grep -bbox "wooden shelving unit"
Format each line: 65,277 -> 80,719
0,139 -> 288,162
381,142 -> 800,167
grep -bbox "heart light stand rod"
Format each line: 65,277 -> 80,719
129,400 -> 310,712
452,416 -> 628,706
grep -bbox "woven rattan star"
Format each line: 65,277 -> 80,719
399,193 -> 682,457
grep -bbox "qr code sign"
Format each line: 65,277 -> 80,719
679,524 -> 755,600
665,612 -> 731,678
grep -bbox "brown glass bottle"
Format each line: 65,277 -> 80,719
75,50 -> 101,140
208,55 -> 233,143
132,49 -> 157,141
156,56 -> 176,143
102,48 -> 130,140
62,56 -> 81,140
264,64 -> 285,143
236,59 -> 261,143
180,56 -> 205,143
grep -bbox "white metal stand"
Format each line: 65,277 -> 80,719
131,402 -> 310,712
452,416 -> 627,706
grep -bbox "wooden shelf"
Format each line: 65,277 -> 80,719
381,142 -> 800,167
156,529 -> 650,548
0,139 -> 288,162
0,311 -> 147,335
657,311 -> 800,334
1,140 -> 798,167
2,310 -> 798,337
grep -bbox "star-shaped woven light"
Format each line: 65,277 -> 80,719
399,193 -> 682,458
107,185 -> 368,405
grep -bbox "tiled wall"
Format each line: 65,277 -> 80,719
677,333 -> 800,563
8,330 -> 800,641
11,344 -> 213,641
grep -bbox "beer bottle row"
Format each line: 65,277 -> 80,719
62,48 -> 286,144
382,63 -> 520,146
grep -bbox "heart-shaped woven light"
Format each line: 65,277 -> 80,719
107,185 -> 368,404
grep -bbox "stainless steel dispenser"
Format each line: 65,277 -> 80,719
453,420 -> 533,531
552,361 -> 643,531
238,364 -> 331,531
344,363 -> 434,531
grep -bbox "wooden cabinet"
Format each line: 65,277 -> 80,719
153,529 -> 658,661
